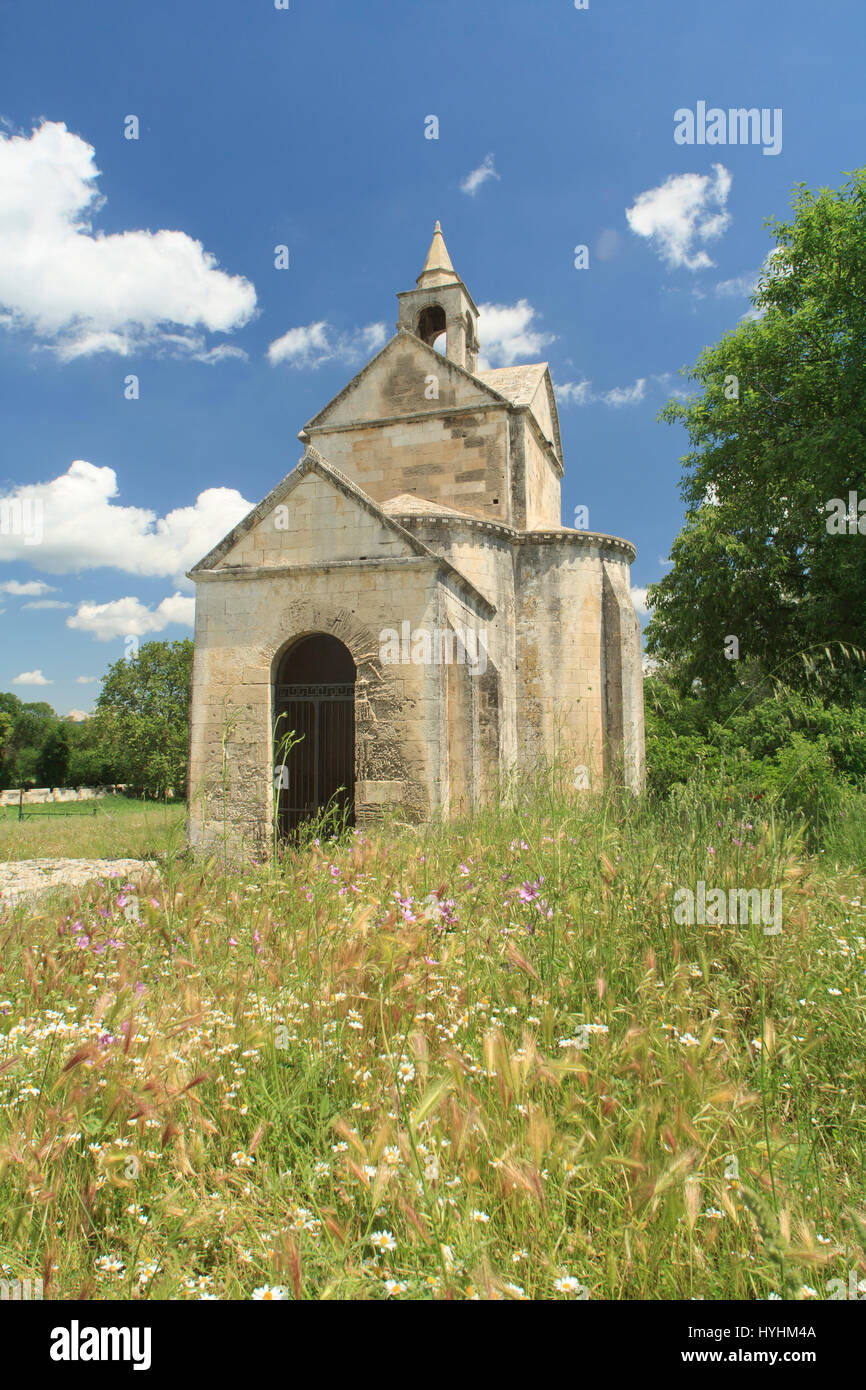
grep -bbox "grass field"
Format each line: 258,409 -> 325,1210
0,795 -> 186,862
1,774 -> 865,1300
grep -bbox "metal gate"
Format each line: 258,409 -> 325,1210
274,682 -> 355,836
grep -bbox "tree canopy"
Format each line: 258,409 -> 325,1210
646,169 -> 866,704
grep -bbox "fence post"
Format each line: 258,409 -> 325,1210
18,787 -> 23,823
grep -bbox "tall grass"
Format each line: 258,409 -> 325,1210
0,774 -> 864,1300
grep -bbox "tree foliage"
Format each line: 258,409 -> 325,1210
646,169 -> 866,703
89,640 -> 193,795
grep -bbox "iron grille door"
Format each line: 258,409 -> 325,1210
275,683 -> 355,836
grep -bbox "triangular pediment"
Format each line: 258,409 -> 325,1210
188,448 -> 497,616
190,450 -> 428,573
300,331 -> 512,434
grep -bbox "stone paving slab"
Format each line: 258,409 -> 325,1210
0,859 -> 156,908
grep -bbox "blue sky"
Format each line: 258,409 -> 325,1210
1,0 -> 863,714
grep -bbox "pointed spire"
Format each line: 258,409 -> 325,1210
416,220 -> 460,288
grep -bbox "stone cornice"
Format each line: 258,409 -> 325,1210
392,512 -> 636,562
188,554 -> 498,619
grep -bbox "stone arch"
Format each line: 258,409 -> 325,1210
272,632 -> 356,836
416,303 -> 446,348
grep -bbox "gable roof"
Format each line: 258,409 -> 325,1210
299,329 -> 514,436
187,447 -> 496,617
476,363 -> 548,407
381,493 -> 477,521
476,363 -> 563,462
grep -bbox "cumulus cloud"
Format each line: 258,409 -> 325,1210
626,165 -> 732,270
0,579 -> 56,595
76,675 -> 97,684
460,153 -> 500,197
0,121 -> 256,359
556,377 -> 647,408
13,669 -> 51,685
267,320 -> 387,369
0,461 -> 252,580
631,586 -> 652,615
67,592 -> 195,641
476,300 -> 555,368
65,708 -> 90,722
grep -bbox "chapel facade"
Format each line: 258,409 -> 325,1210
187,223 -> 645,852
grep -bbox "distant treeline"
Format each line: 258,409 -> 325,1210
0,639 -> 193,796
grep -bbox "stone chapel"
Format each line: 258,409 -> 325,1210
187,223 -> 645,851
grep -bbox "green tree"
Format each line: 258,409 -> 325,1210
90,639 -> 194,795
646,169 -> 866,704
37,723 -> 71,787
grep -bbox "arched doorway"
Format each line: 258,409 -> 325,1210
273,634 -> 356,837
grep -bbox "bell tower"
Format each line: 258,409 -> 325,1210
396,221 -> 479,373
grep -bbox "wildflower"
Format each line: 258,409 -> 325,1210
252,1286 -> 288,1300
383,1279 -> 407,1296
382,1146 -> 401,1167
231,1150 -> 254,1169
469,1209 -> 490,1223
370,1230 -> 397,1253
95,1254 -> 126,1276
554,1275 -> 587,1296
136,1260 -> 159,1285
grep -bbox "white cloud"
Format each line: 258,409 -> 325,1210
714,270 -> 759,298
631,586 -> 652,615
22,599 -> 72,609
67,592 -> 195,642
460,153 -> 500,197
626,165 -> 732,270
603,378 -> 647,407
76,675 -> 97,684
0,461 -> 252,579
267,320 -> 387,369
556,377 -> 646,408
13,669 -> 51,685
0,579 -> 56,595
476,300 -> 555,368
556,380 -> 594,406
65,708 -> 90,722
0,121 -> 256,359
650,371 -> 690,401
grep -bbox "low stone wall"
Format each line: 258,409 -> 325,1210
0,785 -> 128,808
